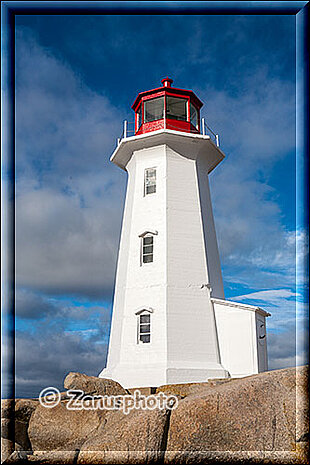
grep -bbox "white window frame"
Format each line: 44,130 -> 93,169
135,308 -> 153,344
139,230 -> 158,266
144,167 -> 156,196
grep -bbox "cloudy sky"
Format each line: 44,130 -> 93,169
4,11 -> 308,397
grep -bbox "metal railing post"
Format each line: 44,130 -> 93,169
123,120 -> 128,139
201,117 -> 205,135
215,134 -> 219,147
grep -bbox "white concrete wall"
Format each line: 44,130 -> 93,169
213,299 -> 268,378
165,146 -> 225,383
100,138 -> 228,388
101,145 -> 168,387
196,153 -> 225,299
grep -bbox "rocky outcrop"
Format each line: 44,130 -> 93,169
1,398 -> 38,462
64,372 -> 127,397
28,401 -> 102,452
78,408 -> 170,464
1,366 -> 308,464
156,381 -> 212,399
166,367 -> 300,453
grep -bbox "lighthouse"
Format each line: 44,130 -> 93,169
99,78 -> 269,388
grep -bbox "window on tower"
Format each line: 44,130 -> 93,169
138,312 -> 151,343
166,96 -> 187,121
142,235 -> 154,264
144,168 -> 156,195
137,104 -> 142,128
190,102 -> 198,129
144,97 -> 164,123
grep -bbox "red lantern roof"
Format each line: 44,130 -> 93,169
132,78 -> 203,136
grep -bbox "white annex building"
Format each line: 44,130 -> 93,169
99,78 -> 269,388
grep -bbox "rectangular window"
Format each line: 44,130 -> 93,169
166,96 -> 187,121
144,97 -> 164,123
138,313 -> 151,343
190,102 -> 198,129
137,104 -> 142,128
142,236 -> 154,264
144,168 -> 156,195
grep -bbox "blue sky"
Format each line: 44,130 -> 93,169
4,12 -> 307,397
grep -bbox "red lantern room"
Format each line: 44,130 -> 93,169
132,77 -> 203,136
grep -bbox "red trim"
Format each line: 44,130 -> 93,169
132,86 -> 203,111
136,119 -> 200,136
132,81 -> 203,136
161,77 -> 173,87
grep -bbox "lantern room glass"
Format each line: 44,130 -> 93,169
190,102 -> 198,129
144,97 -> 164,123
137,105 -> 142,128
138,94 -> 200,130
166,96 -> 187,121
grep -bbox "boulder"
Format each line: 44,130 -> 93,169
15,399 -> 38,423
28,401 -> 101,452
1,399 -> 38,453
156,381 -> 213,399
1,437 -> 15,463
78,407 -> 170,464
64,372 -> 127,396
1,399 -> 15,419
165,366 -> 308,462
1,420 -> 24,462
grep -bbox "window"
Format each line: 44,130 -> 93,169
142,235 -> 153,264
190,102 -> 198,129
137,105 -> 142,128
166,96 -> 187,121
144,168 -> 156,195
138,312 -> 151,343
144,97 -> 164,123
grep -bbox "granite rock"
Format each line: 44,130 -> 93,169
64,372 -> 127,397
28,401 -> 101,452
78,407 -> 170,464
165,366 -> 308,462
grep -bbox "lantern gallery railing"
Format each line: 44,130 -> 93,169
117,118 -> 220,147
201,118 -> 220,147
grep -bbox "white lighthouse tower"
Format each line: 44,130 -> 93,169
100,78 -> 269,388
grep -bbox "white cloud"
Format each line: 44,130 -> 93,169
199,71 -> 295,163
234,288 -> 298,303
15,29 -> 127,298
16,186 -> 123,297
232,288 -> 303,331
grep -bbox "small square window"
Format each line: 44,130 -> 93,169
140,314 -> 150,324
143,236 -> 153,245
140,324 -> 150,333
